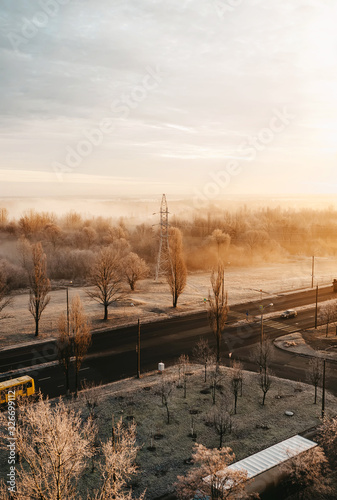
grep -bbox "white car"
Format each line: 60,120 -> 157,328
280,309 -> 297,319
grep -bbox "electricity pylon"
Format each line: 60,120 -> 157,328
155,194 -> 171,281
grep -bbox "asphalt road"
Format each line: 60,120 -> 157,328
1,285 -> 336,398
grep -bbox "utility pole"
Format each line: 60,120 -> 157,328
154,194 -> 172,281
66,287 -> 70,334
321,359 -> 326,419
137,319 -> 141,379
311,255 -> 315,288
315,285 -> 318,329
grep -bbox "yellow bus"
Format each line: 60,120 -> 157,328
0,376 -> 35,405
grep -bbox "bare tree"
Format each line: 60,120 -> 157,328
259,367 -> 272,406
319,300 -> 337,337
0,207 -> 8,226
209,229 -> 231,258
14,396 -> 95,500
178,354 -> 190,398
93,417 -> 145,500
80,380 -> 102,421
87,246 -> 125,320
57,312 -> 73,395
193,337 -> 214,383
175,443 -> 248,500
160,375 -> 175,424
252,339 -> 273,375
0,268 -> 13,320
307,357 -> 322,405
70,296 -> 92,397
2,396 -> 144,500
167,227 -> 187,307
28,242 -> 51,337
280,447 -> 331,500
57,296 -> 91,397
211,396 -> 233,449
230,361 -> 243,415
209,358 -> 223,406
208,263 -> 229,363
121,252 -> 149,291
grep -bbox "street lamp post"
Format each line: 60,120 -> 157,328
260,302 -> 274,344
315,285 -> 318,329
321,345 -> 336,419
66,281 -> 73,334
322,358 -> 326,419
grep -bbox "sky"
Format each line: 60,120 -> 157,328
0,0 -> 337,202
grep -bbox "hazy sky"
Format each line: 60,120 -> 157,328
0,0 -> 336,200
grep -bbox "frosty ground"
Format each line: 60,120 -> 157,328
2,257 -> 337,348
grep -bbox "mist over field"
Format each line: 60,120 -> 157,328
2,194 -> 337,291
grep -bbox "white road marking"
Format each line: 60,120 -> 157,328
79,367 -> 90,371
57,385 -> 64,388
38,377 -> 51,381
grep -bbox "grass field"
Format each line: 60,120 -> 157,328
65,363 -> 337,499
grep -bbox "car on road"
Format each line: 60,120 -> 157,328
280,309 -> 297,319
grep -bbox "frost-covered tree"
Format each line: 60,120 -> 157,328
280,447 -> 331,500
0,268 -> 12,320
207,263 -> 229,363
121,252 -> 149,291
57,295 -> 91,397
175,443 -> 248,500
167,227 -> 187,307
93,418 -> 145,500
307,357 -> 322,405
87,246 -> 125,320
28,242 -> 51,336
13,396 -> 95,500
318,416 -> 337,467
319,300 -> 337,337
193,337 -> 215,383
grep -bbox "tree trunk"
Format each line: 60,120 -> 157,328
204,364 -> 207,383
165,404 -> 170,424
104,303 -> 108,321
314,385 -> 317,405
262,391 -> 266,406
234,394 -> 237,415
219,430 -> 223,449
66,366 -> 70,396
35,317 -> 39,337
216,334 -> 220,363
75,366 -> 78,398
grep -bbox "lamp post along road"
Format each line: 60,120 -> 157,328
137,319 -> 141,379
260,302 -> 274,344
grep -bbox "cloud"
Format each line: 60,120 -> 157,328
0,0 -> 336,197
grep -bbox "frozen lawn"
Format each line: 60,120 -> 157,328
2,257 -> 337,348
67,363 -> 337,499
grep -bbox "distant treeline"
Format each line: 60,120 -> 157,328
0,205 -> 336,288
